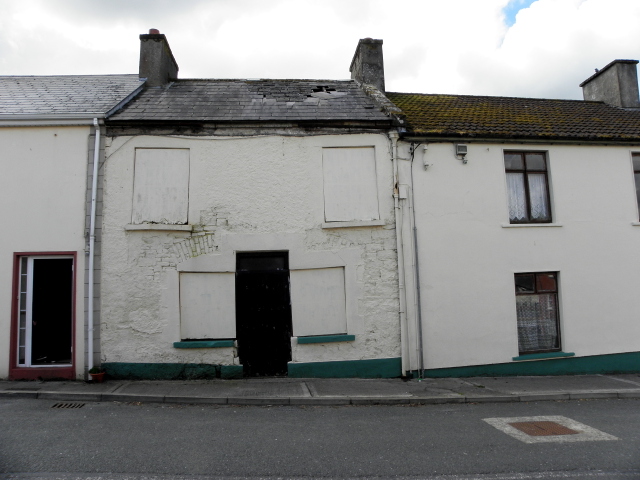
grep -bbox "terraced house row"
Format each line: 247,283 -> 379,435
2,31 -> 640,380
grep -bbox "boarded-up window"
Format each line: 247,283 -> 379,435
179,273 -> 236,340
132,148 -> 189,224
322,147 -> 379,222
290,267 -> 347,336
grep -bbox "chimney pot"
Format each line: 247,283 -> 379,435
149,28 -> 160,34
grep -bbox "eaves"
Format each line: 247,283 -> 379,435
400,133 -> 640,147
105,118 -> 396,136
0,113 -> 107,127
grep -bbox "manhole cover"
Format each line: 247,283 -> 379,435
484,415 -> 618,443
509,421 -> 579,436
51,402 -> 85,409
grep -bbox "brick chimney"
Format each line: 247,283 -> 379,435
580,59 -> 640,108
139,29 -> 179,86
350,38 -> 385,92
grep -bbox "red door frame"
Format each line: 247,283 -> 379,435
9,251 -> 77,380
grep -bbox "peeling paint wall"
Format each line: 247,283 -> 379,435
101,133 -> 400,369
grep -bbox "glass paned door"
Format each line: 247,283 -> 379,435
17,256 -> 73,367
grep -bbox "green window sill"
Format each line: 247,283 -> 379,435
297,334 -> 355,344
512,352 -> 575,362
173,340 -> 234,349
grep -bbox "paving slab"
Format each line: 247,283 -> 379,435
468,375 -> 640,394
0,374 -> 639,407
306,378 -> 411,397
404,378 -> 504,397
38,392 -> 102,402
101,393 -> 165,403
0,380 -> 116,393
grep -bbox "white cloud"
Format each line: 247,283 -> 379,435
0,0 -> 639,100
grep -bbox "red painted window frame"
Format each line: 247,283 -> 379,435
9,251 -> 77,380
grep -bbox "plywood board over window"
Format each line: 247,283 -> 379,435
290,267 -> 347,336
323,147 -> 379,222
132,148 -> 189,224
179,272 -> 236,340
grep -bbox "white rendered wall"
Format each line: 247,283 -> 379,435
406,142 -> 640,370
101,134 -> 399,367
0,126 -> 88,379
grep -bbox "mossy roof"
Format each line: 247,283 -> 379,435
386,92 -> 640,142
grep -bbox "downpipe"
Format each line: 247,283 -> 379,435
389,132 -> 410,376
87,118 -> 100,373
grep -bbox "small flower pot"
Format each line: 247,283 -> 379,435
90,372 -> 105,383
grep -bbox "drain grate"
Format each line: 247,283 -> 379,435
51,402 -> 85,409
509,421 -> 579,436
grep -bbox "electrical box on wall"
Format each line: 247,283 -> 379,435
455,143 -> 468,164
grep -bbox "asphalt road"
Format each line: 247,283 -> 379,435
0,398 -> 638,479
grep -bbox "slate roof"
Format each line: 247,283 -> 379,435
108,79 -> 393,123
386,92 -> 640,142
0,75 -> 143,116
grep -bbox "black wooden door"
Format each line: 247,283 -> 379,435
235,252 -> 292,376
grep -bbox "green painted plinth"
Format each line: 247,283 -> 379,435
102,362 -> 219,380
421,351 -> 640,378
297,334 -> 355,344
220,365 -> 244,379
288,357 -> 402,378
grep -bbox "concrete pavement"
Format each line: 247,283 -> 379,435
1,373 -> 639,406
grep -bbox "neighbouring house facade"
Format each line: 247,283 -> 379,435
388,59 -> 640,377
97,33 -> 405,379
0,75 -> 143,379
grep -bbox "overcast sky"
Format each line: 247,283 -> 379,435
1,0 -> 639,100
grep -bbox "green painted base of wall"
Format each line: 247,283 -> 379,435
102,362 -> 220,380
421,351 -> 640,378
288,357 -> 402,378
220,365 -> 243,379
297,334 -> 356,344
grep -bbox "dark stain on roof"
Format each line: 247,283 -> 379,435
386,92 -> 640,141
108,79 -> 392,123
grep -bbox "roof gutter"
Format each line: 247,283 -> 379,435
0,113 -> 107,127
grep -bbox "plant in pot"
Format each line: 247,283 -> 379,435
88,366 -> 106,383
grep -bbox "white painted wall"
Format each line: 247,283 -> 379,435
0,126 -> 88,379
405,142 -> 640,370
101,133 -> 400,367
